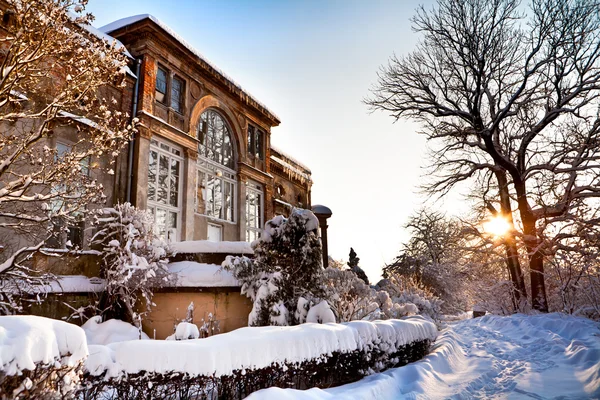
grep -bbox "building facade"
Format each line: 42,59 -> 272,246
103,15 -> 312,244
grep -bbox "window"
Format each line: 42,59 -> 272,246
155,65 -> 185,113
48,141 -> 89,249
246,181 -> 263,242
196,110 -> 237,223
148,139 -> 182,241
198,110 -> 234,169
155,67 -> 167,103
170,75 -> 184,113
247,124 -> 264,160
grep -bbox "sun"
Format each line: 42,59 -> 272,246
483,216 -> 511,237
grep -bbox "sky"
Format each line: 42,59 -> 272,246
87,0 -> 464,283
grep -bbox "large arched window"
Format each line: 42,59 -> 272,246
196,110 -> 236,223
197,109 -> 234,169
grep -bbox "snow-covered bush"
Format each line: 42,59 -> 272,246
80,316 -> 437,399
0,316 -> 88,399
374,274 -> 443,322
323,266 -> 378,322
91,203 -> 172,324
223,209 -> 332,326
81,316 -> 149,345
166,322 -> 200,341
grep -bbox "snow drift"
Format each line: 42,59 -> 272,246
248,313 -> 600,399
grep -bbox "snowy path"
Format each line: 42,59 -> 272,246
248,314 -> 600,399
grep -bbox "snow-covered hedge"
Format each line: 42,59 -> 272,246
0,316 -> 88,399
82,316 -> 437,399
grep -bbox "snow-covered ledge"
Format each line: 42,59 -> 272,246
171,240 -> 253,255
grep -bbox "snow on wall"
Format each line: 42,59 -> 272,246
0,316 -> 88,376
167,262 -> 240,287
171,240 -> 253,255
99,15 -> 279,121
85,316 -> 436,379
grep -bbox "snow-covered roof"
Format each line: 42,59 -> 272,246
171,240 -> 253,255
270,155 -> 312,184
167,262 -> 240,288
100,14 -> 279,122
271,145 -> 311,173
80,22 -> 133,60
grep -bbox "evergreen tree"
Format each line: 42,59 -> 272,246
348,248 -> 369,286
224,209 -> 333,326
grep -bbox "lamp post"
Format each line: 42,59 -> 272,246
312,204 -> 332,269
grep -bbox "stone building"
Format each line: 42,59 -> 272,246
102,14 -> 312,243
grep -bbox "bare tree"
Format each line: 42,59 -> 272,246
0,0 -> 134,311
368,0 -> 600,311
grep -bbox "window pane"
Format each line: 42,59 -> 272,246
155,208 -> 167,238
156,67 -> 167,103
171,76 -> 184,113
257,129 -> 264,160
197,110 -> 234,169
169,159 -> 180,207
148,150 -> 157,202
196,169 -> 206,214
157,154 -> 168,204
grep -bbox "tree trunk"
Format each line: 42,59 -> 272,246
495,171 -> 528,310
516,190 -> 549,312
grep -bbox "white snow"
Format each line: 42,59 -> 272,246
171,240 -> 253,255
167,261 -> 240,287
270,145 -> 312,174
166,322 -> 200,340
84,316 -> 436,379
81,316 -> 149,345
100,15 -> 279,121
0,316 -> 88,376
270,155 -> 312,184
248,313 -> 600,399
306,300 -> 336,324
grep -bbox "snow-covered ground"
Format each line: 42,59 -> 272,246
249,313 -> 600,399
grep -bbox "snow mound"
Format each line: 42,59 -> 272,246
167,262 -> 240,287
0,316 -> 88,376
248,313 -> 600,399
166,322 -> 200,341
82,316 -> 149,345
85,316 -> 436,379
171,240 -> 253,255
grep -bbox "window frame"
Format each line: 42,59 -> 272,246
195,109 -> 238,224
247,124 -> 265,160
155,65 -> 168,104
154,64 -> 185,114
147,138 -> 183,242
245,180 -> 264,242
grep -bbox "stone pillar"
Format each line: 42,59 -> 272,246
134,128 -> 151,210
312,205 -> 332,269
182,148 -> 198,241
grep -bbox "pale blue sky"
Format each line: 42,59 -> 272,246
88,0 -> 457,283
